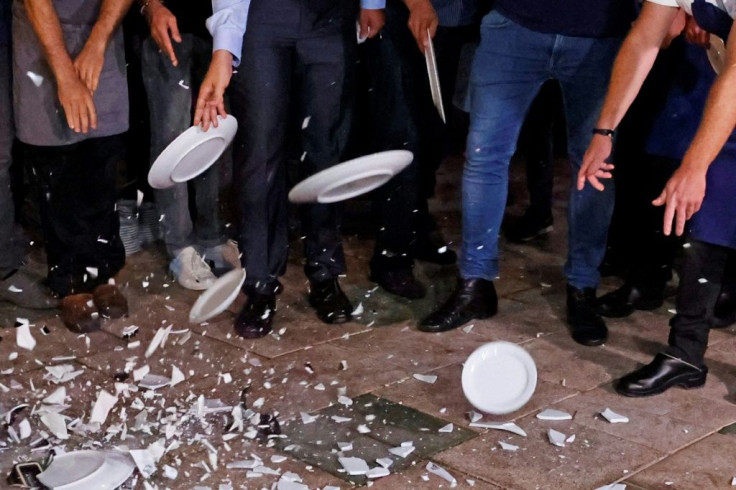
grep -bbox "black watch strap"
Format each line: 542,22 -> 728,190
592,128 -> 615,137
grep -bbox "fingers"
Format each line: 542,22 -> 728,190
675,203 -> 688,236
652,188 -> 667,207
167,18 -> 181,66
359,18 -> 369,39
662,197 -> 676,236
194,87 -> 210,127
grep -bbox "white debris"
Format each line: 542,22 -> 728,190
595,485 -> 626,490
469,422 -> 527,437
499,441 -> 519,451
413,373 -> 437,384
163,465 -> 178,480
337,442 -> 353,451
566,434 -> 576,443
462,324 -> 474,333
44,364 -> 84,383
426,462 -> 457,486
388,444 -> 415,458
178,80 -> 190,89
313,383 -> 325,391
26,71 -> 44,87
133,365 -> 150,382
89,390 -> 117,425
439,423 -> 454,433
130,449 -> 157,478
536,409 -> 573,421
40,413 -> 68,440
467,410 -> 483,423
16,322 -> 36,351
302,116 -> 311,129
366,466 -> 390,478
8,285 -> 22,292
376,457 -> 393,468
331,415 -> 352,423
8,352 -> 18,361
19,419 -> 31,439
351,302 -> 363,316
732,476 -> 736,486
357,424 -> 370,434
170,365 -> 185,387
85,266 -> 99,278
547,428 -> 567,447
145,326 -> 172,358
338,457 -> 369,475
698,278 -> 708,284
300,412 -> 317,424
601,408 -> 629,424
337,395 -> 353,407
139,374 -> 171,390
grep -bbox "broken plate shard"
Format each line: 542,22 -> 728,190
16,322 -> 36,351
130,449 -> 157,478
601,408 -> 629,424
366,466 -> 390,478
43,387 -> 67,405
499,441 -> 519,451
300,412 -> 317,425
595,484 -> 627,490
138,374 -> 172,390
89,390 -> 117,425
413,373 -> 438,384
388,444 -> 415,458
438,423 -> 454,433
40,412 -> 68,440
536,409 -> 573,421
426,462 -> 457,485
469,421 -> 527,437
338,457 -> 369,476
376,457 -> 393,468
170,365 -> 185,387
547,428 -> 567,447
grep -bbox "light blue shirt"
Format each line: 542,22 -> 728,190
208,0 -> 386,66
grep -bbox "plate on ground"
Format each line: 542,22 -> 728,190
37,451 -> 107,489
189,267 -> 246,323
462,341 -> 537,415
288,150 -> 414,203
148,115 -> 237,189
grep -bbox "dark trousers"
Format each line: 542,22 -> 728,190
228,2 -> 352,293
667,240 -> 735,366
24,135 -> 126,296
362,0 -> 461,272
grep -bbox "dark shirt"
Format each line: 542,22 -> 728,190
167,0 -> 212,39
494,0 -> 636,38
432,0 -> 477,27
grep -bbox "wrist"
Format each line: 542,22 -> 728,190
592,127 -> 615,137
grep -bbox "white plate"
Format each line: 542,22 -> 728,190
461,341 -> 537,415
288,150 -> 414,204
148,115 -> 238,189
38,451 -> 106,489
189,267 -> 246,323
425,29 -> 446,123
707,35 -> 726,74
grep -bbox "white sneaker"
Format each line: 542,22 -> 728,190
170,246 -> 217,290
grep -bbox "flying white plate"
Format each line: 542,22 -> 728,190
148,115 -> 238,189
707,35 -> 726,74
189,267 -> 246,323
425,28 -> 446,123
288,150 -> 414,204
461,341 -> 537,415
37,450 -> 133,490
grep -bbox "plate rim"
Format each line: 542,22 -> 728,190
189,267 -> 246,323
37,450 -> 108,489
461,341 -> 537,415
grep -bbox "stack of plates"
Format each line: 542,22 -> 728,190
37,450 -> 135,490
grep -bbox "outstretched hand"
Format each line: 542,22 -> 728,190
405,0 -> 438,52
577,134 -> 615,191
193,50 -> 233,131
359,8 -> 385,39
653,163 -> 707,236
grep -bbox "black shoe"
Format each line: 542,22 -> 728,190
309,278 -> 353,324
505,214 -> 553,243
712,289 -> 736,328
370,268 -> 427,299
415,234 -> 457,265
596,283 -> 664,318
234,292 -> 275,339
567,285 -> 607,346
419,278 -> 497,332
615,353 -> 707,397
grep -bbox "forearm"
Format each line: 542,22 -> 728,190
23,0 -> 75,80
595,3 -> 679,130
87,0 -> 135,49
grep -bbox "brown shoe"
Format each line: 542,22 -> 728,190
93,284 -> 128,319
60,293 -> 101,333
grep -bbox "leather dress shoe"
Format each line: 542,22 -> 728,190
309,278 -> 353,324
567,285 -> 607,346
596,283 -> 664,318
712,288 -> 736,328
615,353 -> 707,397
93,284 -> 128,319
60,293 -> 101,333
234,292 -> 275,339
0,267 -> 58,309
419,277 -> 497,332
370,268 -> 426,299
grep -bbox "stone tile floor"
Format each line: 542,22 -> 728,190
2,155 -> 736,489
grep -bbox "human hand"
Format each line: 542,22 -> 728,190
73,39 -> 105,93
684,15 -> 710,47
358,8 -> 385,39
405,0 -> 438,52
57,73 -> 97,134
193,50 -> 233,131
653,162 -> 707,236
146,2 -> 181,66
577,134 -> 615,191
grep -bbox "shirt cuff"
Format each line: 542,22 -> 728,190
360,0 -> 385,9
210,26 -> 244,67
644,0 -> 680,7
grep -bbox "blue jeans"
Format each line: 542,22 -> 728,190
141,35 -> 225,258
460,11 -> 621,289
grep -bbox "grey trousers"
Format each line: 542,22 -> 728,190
141,34 -> 225,258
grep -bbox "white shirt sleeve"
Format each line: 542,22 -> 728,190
644,0 -> 682,8
206,0 -> 250,67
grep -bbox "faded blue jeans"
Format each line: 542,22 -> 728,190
141,34 -> 226,258
460,11 -> 622,289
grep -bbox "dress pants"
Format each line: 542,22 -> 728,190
24,135 -> 126,296
228,0 -> 352,294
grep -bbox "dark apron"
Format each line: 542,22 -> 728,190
11,0 -> 128,147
